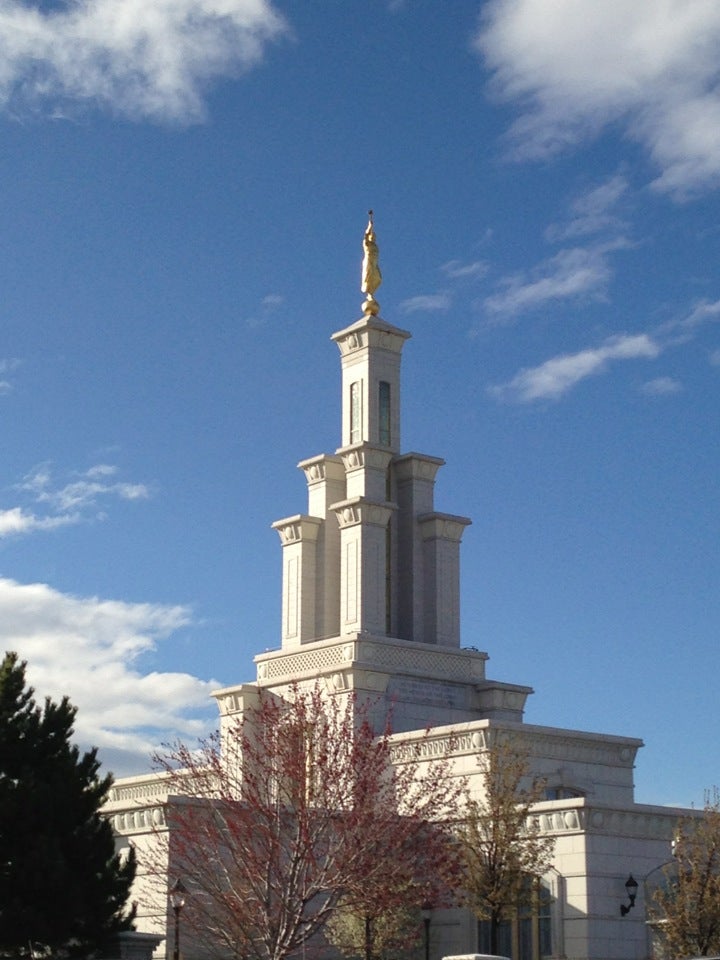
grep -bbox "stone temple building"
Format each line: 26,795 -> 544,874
107,217 -> 688,960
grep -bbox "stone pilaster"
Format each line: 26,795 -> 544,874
271,514 -> 323,647
298,454 -> 346,639
394,453 -> 445,643
332,496 -> 396,635
419,512 -> 472,647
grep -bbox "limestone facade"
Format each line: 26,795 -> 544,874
107,304 -> 691,960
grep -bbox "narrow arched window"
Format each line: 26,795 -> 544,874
350,381 -> 361,444
379,381 -> 391,446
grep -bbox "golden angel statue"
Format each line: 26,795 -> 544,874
361,211 -> 382,305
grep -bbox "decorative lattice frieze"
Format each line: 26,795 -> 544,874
255,635 -> 488,684
258,644 -> 349,680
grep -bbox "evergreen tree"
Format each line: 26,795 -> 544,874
0,652 -> 135,958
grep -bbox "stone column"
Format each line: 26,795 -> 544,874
394,453 -> 445,643
419,512 -> 472,647
332,497 -> 395,636
298,454 -> 346,640
271,514 -> 322,647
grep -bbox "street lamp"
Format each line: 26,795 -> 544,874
421,902 -> 432,960
169,878 -> 187,960
620,874 -> 639,916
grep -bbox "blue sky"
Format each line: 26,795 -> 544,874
0,0 -> 718,806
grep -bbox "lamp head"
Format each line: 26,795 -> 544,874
170,878 -> 187,911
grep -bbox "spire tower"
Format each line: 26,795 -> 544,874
272,214 -> 471,647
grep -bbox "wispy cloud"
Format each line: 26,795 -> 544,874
489,296 -> 720,403
490,334 -> 661,403
476,0 -> 720,196
0,462 -> 150,540
640,376 -> 683,396
399,293 -> 452,314
261,293 -> 285,308
0,0 -> 287,123
545,175 -> 630,241
0,576 -> 216,776
0,358 -> 22,395
441,259 -> 489,280
483,245 -> 615,319
679,298 -> 720,330
244,291 -> 286,328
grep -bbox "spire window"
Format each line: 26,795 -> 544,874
379,381 -> 391,446
350,381 -> 361,444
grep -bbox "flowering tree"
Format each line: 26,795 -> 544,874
328,785 -> 463,960
152,685 -> 463,960
325,903 -> 421,960
458,738 -> 555,956
651,789 -> 720,959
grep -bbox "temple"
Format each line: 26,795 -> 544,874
107,216 -> 689,960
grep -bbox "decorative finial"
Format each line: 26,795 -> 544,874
361,209 -> 382,316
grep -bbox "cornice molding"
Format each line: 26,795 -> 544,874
418,512 -> 473,541
331,316 -> 412,358
528,800 -> 682,840
331,497 -> 396,529
298,454 -> 345,485
336,443 -> 394,474
393,452 -> 445,483
387,719 -> 642,771
271,514 -> 322,545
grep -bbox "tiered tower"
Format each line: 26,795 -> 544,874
108,216 -> 686,960
215,214 -> 532,733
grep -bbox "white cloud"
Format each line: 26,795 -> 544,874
1,462 -> 150,539
85,463 -> 118,479
0,0 -> 287,123
545,175 -> 630,241
0,357 -> 22,394
679,298 -> 720,330
476,0 -> 720,196
491,333 -> 661,402
441,259 -> 489,280
488,294 -> 720,403
0,506 -> 79,536
261,293 -> 285,308
399,293 -> 452,314
484,245 -> 614,319
0,576 -> 217,776
640,376 -> 683,396
244,291 -> 286,327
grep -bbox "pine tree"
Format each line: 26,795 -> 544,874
0,652 -> 135,958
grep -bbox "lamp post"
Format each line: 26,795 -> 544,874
620,874 -> 639,916
421,902 -> 432,960
170,878 -> 187,960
